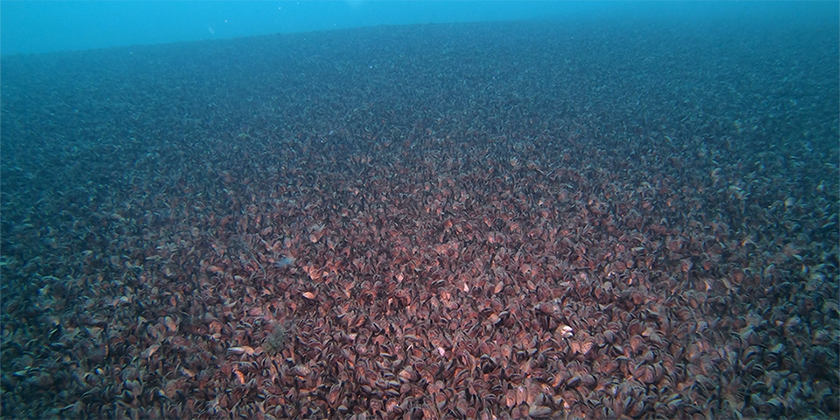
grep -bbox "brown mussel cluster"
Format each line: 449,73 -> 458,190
2,14 -> 838,420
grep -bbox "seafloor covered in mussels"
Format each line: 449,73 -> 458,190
1,17 -> 838,420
